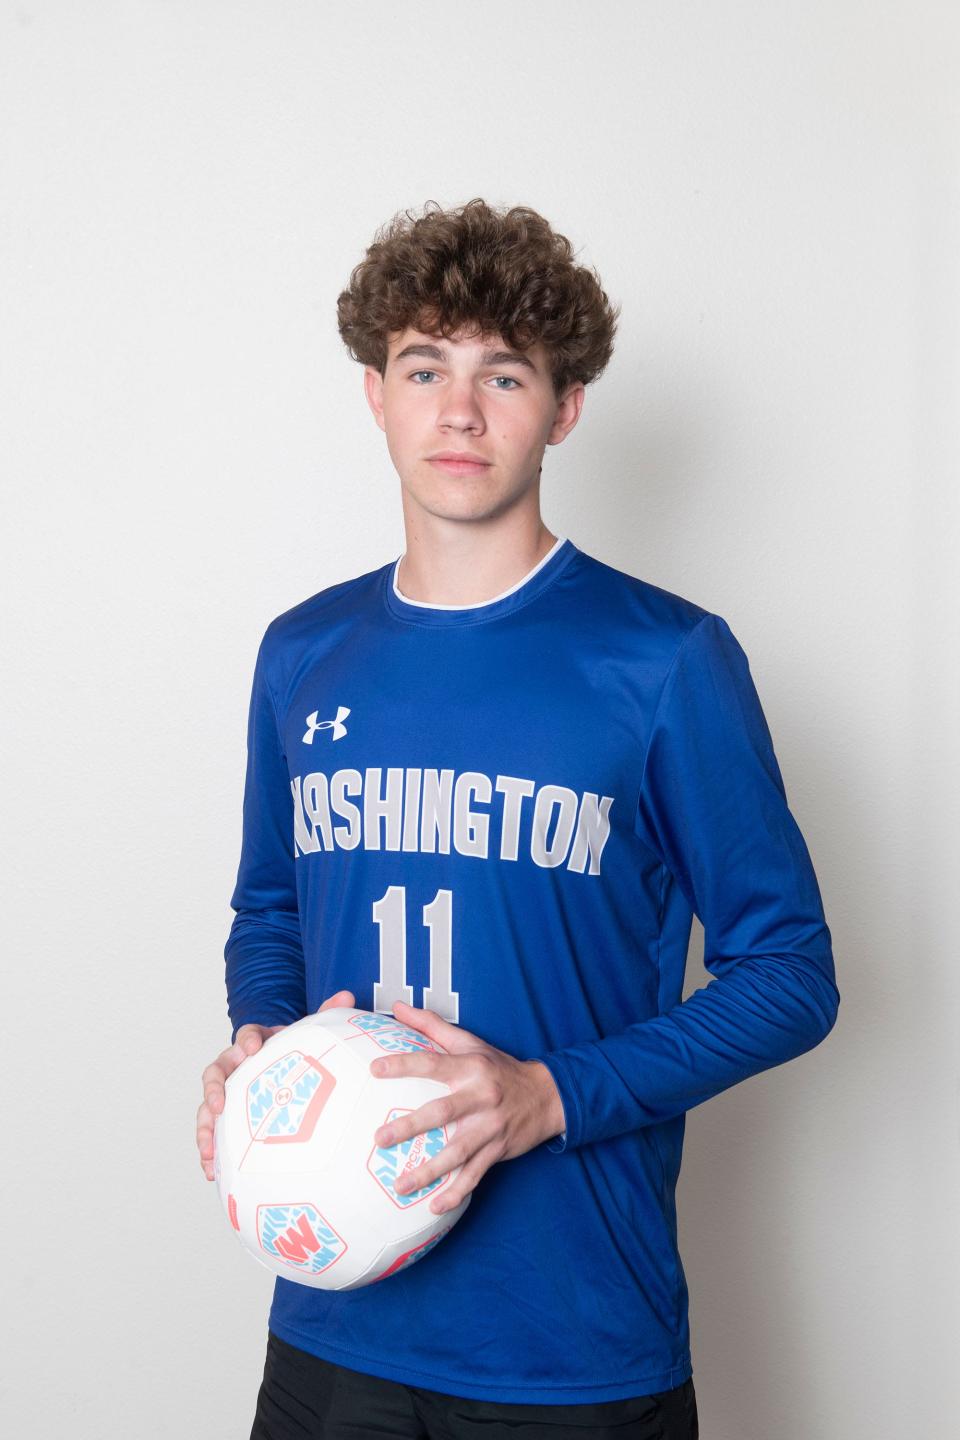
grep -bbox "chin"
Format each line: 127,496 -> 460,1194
424,502 -> 504,524
404,479 -> 509,517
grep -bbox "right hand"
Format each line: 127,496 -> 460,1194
196,990 -> 357,1181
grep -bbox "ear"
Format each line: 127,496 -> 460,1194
547,381 -> 585,446
363,364 -> 386,431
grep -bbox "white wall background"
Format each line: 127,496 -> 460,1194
2,2 -> 957,1435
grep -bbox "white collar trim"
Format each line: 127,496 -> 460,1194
391,535 -> 567,610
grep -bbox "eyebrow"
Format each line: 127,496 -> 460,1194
392,341 -> 538,373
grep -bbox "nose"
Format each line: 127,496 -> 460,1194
435,375 -> 486,433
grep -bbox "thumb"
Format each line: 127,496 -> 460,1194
319,990 -> 356,1012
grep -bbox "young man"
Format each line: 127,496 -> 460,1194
197,198 -> 839,1439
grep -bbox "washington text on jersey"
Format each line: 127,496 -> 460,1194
290,766 -> 614,874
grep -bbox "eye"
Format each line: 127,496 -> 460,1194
408,370 -> 520,390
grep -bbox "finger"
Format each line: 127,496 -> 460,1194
201,1063 -> 227,1113
373,1092 -> 457,1150
369,1050 -> 442,1082
392,999 -> 453,1036
205,1043 -> 246,1091
393,1126 -> 478,1196
196,1102 -> 216,1180
201,1059 -> 226,1088
224,1029 -> 266,1073
197,1124 -> 214,1163
233,1026 -> 267,1057
428,1137 -> 501,1214
392,999 -> 476,1053
202,1028 -> 270,1121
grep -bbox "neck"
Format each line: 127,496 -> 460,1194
396,516 -> 560,607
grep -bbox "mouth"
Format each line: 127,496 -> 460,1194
427,455 -> 492,477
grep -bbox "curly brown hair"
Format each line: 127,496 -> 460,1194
336,197 -> 620,400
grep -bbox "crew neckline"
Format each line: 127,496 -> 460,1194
383,535 -> 577,627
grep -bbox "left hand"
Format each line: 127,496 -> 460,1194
369,1000 -> 565,1215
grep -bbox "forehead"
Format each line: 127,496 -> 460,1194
388,326 -> 544,373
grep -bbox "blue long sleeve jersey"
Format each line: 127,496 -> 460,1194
223,534 -> 839,1404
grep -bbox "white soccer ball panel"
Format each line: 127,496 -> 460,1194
222,1057 -> 348,1181
336,1192 -> 473,1291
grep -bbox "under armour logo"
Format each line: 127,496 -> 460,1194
303,705 -> 350,743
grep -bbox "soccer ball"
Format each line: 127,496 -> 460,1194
212,1006 -> 471,1290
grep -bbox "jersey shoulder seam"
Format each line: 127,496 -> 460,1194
634,610 -> 719,814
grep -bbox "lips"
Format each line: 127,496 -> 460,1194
429,451 -> 490,465
427,452 -> 491,475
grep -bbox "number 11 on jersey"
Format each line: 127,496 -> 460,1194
372,885 -> 461,1024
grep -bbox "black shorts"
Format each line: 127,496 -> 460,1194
250,1331 -> 699,1439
